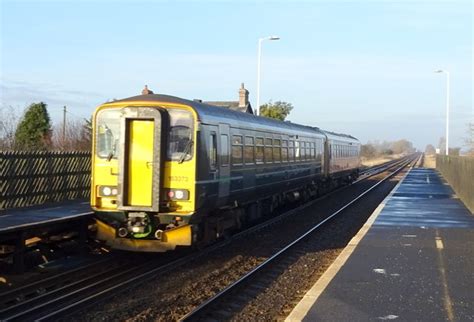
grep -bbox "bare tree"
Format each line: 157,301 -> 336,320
52,118 -> 91,151
0,105 -> 21,150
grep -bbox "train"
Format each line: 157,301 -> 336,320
91,93 -> 360,252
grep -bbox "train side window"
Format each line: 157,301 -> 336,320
310,142 -> 315,159
295,141 -> 300,161
210,133 -> 217,170
244,136 -> 254,164
232,135 -> 243,165
265,138 -> 273,163
289,140 -> 295,162
300,142 -> 306,161
305,142 -> 311,160
256,137 -> 264,164
282,140 -> 288,162
273,139 -> 281,163
220,134 -> 229,165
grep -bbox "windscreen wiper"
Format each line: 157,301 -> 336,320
178,139 -> 193,164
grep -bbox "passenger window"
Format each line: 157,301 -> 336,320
265,138 -> 273,163
232,135 -> 243,165
244,136 -> 254,164
210,133 -> 217,170
273,139 -> 281,162
300,142 -> 305,160
305,142 -> 311,160
220,134 -> 229,165
233,135 -> 242,145
256,137 -> 264,164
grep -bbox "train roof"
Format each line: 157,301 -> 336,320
322,130 -> 360,144
111,94 -> 359,143
111,94 -> 327,137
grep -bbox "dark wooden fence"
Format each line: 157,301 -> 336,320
0,151 -> 91,210
436,155 -> 474,213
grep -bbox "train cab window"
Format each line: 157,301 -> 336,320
288,141 -> 295,162
167,109 -> 194,162
96,109 -> 121,159
209,133 -> 217,170
273,139 -> 281,162
282,140 -> 288,162
220,134 -> 229,165
265,138 -> 273,163
244,136 -> 254,164
232,135 -> 243,165
256,137 -> 264,164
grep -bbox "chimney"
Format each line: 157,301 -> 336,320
142,85 -> 154,95
238,83 -> 249,108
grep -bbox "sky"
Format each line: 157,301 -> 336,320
0,0 -> 472,150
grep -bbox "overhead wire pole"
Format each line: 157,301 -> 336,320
435,70 -> 450,155
256,35 -> 280,116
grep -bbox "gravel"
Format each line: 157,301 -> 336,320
73,165 -> 409,322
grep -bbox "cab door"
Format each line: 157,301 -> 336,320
117,107 -> 163,212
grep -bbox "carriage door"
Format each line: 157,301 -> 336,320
218,124 -> 230,200
117,107 -> 162,212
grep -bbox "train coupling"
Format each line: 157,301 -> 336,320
117,212 -> 151,237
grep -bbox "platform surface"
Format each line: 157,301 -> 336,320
0,200 -> 92,233
287,168 -> 474,322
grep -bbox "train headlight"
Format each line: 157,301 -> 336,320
103,187 -> 111,196
175,190 -> 184,199
98,185 -> 118,197
165,189 -> 189,200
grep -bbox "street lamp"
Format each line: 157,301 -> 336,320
435,69 -> 450,155
256,35 -> 280,116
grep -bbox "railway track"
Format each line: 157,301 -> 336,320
0,155 -> 417,321
179,154 -> 419,321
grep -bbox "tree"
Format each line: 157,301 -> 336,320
391,139 -> 414,154
259,100 -> 293,121
0,105 -> 20,150
425,144 -> 436,155
14,102 -> 52,150
52,117 -> 92,151
360,144 -> 376,158
448,147 -> 461,156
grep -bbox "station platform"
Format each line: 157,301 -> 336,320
0,200 -> 91,234
0,200 -> 93,273
286,168 -> 474,321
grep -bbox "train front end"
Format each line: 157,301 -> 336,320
91,97 -> 198,252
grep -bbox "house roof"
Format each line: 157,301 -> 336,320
204,101 -> 253,114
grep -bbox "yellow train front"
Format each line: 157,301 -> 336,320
91,95 -> 198,251
91,93 -> 360,252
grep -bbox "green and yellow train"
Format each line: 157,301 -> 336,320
91,93 -> 360,252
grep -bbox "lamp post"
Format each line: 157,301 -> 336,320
435,69 -> 450,155
256,35 -> 280,116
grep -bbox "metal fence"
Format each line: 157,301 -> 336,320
0,151 -> 91,210
436,155 -> 474,213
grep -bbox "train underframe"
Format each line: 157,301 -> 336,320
95,168 -> 358,252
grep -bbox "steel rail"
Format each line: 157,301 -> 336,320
179,155 -> 417,321
0,255 -> 118,309
6,154 -> 417,321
